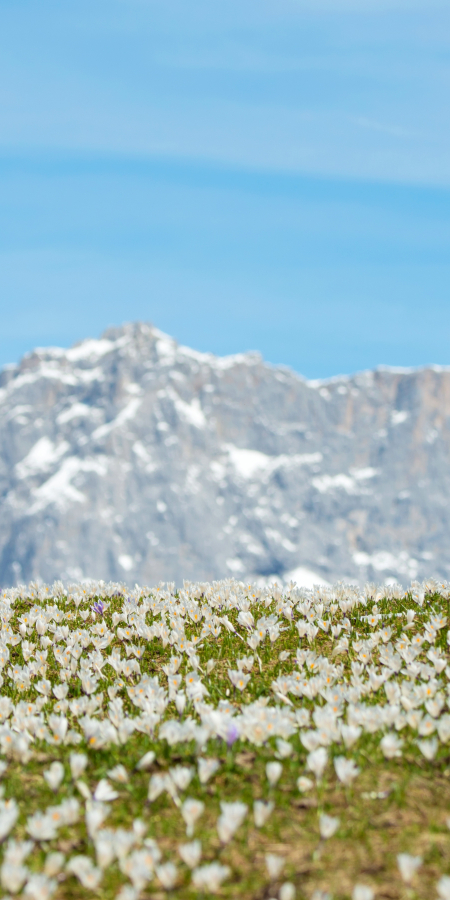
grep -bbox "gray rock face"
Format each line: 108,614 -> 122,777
0,322 -> 449,588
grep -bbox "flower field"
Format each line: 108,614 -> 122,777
0,577 -> 450,900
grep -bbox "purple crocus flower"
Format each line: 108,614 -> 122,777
91,600 -> 104,616
226,722 -> 239,748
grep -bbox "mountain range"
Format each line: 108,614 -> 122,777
0,321 -> 449,588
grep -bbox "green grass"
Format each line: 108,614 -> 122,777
0,580 -> 449,899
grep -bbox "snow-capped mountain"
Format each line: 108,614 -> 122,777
0,322 -> 449,587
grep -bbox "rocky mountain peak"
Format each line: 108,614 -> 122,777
0,323 -> 449,588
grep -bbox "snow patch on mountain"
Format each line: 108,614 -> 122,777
16,438 -> 69,480
28,455 -> 108,514
226,446 -> 271,479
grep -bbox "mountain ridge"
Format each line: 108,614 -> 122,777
0,321 -> 449,588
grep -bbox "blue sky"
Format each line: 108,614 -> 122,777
0,0 -> 449,378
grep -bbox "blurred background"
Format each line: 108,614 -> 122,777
1,0 -> 449,379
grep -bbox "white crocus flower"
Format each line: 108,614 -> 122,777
66,855 -> 103,890
417,737 -> 438,760
181,798 -> 205,837
116,886 -> 139,900
136,751 -> 156,771
334,756 -> 360,786
198,757 -> 220,784
279,883 -> 296,900
3,840 -> 34,867
276,738 -> 293,758
397,853 -> 422,883
35,678 -> 51,696
148,773 -> 171,802
44,852 -> 65,877
169,766 -> 194,792
380,733 -> 403,759
53,682 -> 68,700
26,810 -> 59,842
236,655 -> 254,671
23,873 -> 57,899
156,862 -> 177,889
297,776 -> 314,792
306,747 -> 328,780
1,860 -> 28,893
94,779 -> 119,802
221,616 -> 237,634
438,716 -> 450,743
81,674 -> 99,695
265,853 -> 285,879
85,801 -> 108,839
107,764 -> 128,783
228,669 -> 251,691
437,875 -> 450,900
47,714 -> 68,745
340,724 -> 362,748
266,761 -> 282,786
319,813 -> 340,839
76,780 -> 92,801
191,862 -> 230,893
43,761 -> 65,792
175,691 -> 187,715
178,840 -> 202,868
0,840 -> 34,894
253,800 -> 274,827
217,801 -> 247,844
95,833 -> 117,870
352,885 -> 374,900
